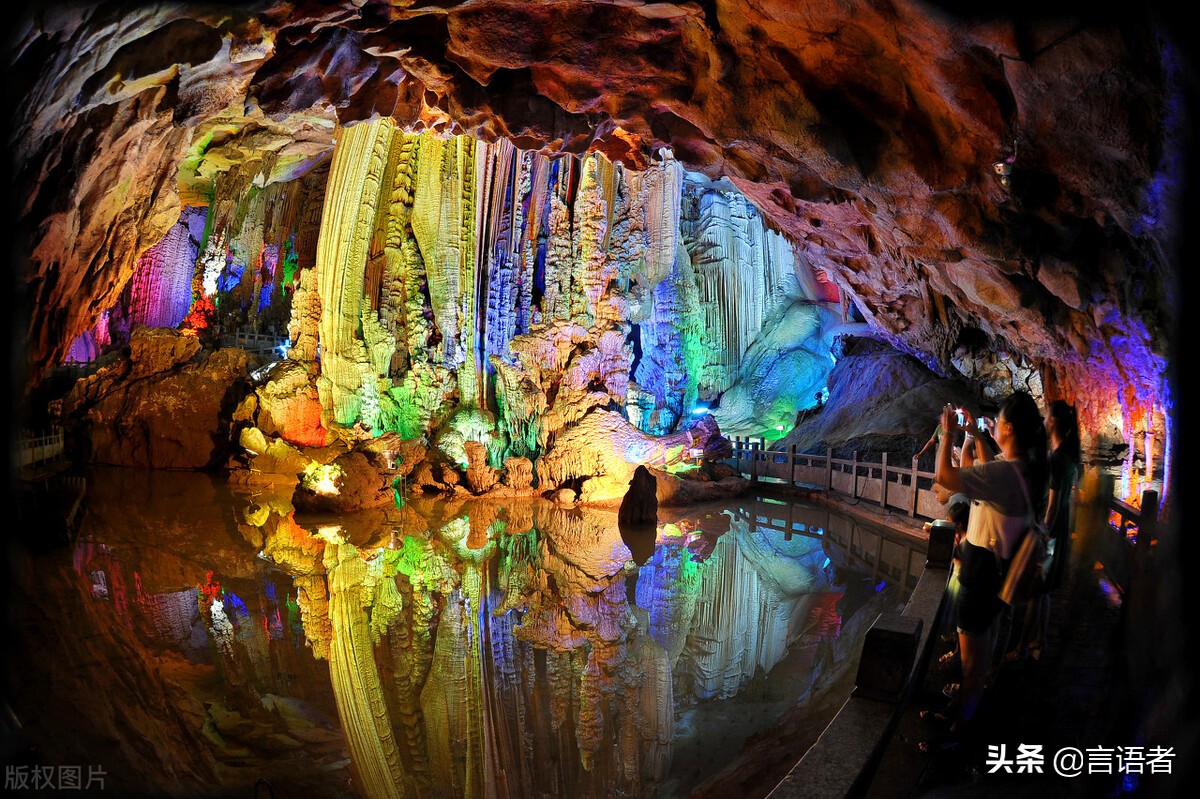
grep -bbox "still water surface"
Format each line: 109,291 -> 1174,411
9,468 -> 924,798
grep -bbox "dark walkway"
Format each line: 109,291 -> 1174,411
861,525 -> 1182,799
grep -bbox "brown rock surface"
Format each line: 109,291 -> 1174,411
61,340 -> 258,469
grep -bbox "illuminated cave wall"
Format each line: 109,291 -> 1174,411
162,120 -> 837,451
291,120 -> 835,443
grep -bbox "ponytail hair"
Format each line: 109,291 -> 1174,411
1048,399 -> 1081,467
1000,391 -> 1048,513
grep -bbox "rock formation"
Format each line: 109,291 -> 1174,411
10,1 -> 1184,480
58,327 -> 259,469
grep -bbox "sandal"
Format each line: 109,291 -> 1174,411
937,650 -> 960,671
942,682 -> 960,700
1003,648 -> 1026,664
919,708 -> 953,724
918,734 -> 961,754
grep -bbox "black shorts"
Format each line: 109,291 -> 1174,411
956,540 -> 1003,635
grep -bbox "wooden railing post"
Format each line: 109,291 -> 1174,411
910,456 -> 919,516
852,451 -> 859,499
1139,489 -> 1158,552
751,439 -> 759,482
880,451 -> 889,508
825,448 -> 833,492
790,443 -> 798,486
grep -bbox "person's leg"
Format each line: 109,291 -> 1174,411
956,628 -> 989,729
1004,598 -> 1035,661
1031,593 -> 1049,657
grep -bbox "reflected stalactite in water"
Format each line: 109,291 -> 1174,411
636,539 -> 703,665
686,513 -> 827,701
420,593 -> 473,798
324,537 -> 406,799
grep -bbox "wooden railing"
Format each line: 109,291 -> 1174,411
728,436 -> 944,521
18,427 -> 64,468
50,359 -> 106,380
1098,480 -> 1160,594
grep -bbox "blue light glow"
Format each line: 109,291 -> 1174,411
692,406 -> 709,415
225,592 -> 248,615
874,580 -> 887,593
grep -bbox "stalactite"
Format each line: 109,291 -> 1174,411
380,132 -> 418,370
683,183 -> 803,394
541,173 -> 577,323
634,241 -> 704,433
261,129 -> 835,449
315,118 -> 396,426
573,154 -> 619,328
482,142 -> 531,377
638,150 -> 683,287
411,135 -> 480,406
128,207 -> 206,329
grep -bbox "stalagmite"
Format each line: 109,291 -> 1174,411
536,410 -> 723,504
714,300 -> 831,436
287,264 -> 321,362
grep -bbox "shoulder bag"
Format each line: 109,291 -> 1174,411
996,462 -> 1049,606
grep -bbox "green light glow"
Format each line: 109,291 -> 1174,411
301,462 -> 344,495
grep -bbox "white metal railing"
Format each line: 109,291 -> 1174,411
221,328 -> 287,358
18,427 -> 65,468
727,436 -> 944,521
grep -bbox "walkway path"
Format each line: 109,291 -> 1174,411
861,523 -> 1169,798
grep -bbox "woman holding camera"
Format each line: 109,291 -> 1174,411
920,391 -> 1047,750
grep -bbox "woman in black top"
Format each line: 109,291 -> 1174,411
1029,400 -> 1080,654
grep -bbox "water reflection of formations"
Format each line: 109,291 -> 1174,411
248,497 -> 874,799
644,507 -> 829,704
63,469 -> 923,797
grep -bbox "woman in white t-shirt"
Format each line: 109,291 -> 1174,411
922,391 -> 1046,748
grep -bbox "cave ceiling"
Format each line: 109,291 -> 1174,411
7,0 -> 1188,418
